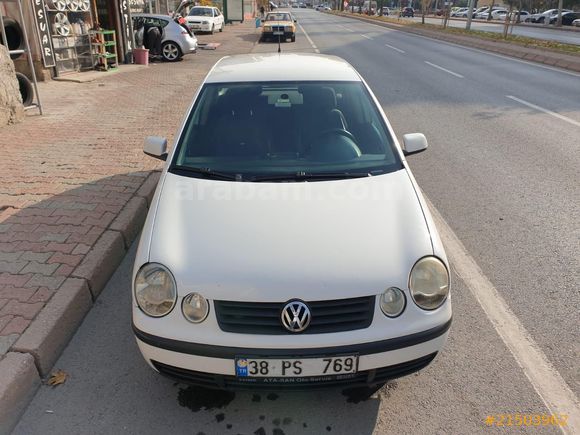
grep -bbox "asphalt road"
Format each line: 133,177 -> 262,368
406,15 -> 580,45
15,9 -> 580,435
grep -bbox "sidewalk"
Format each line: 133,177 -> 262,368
0,20 -> 261,434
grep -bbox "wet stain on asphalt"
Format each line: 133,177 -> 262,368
254,428 -> 266,435
273,418 -> 281,426
226,423 -> 233,429
273,429 -> 285,435
266,393 -> 279,401
303,422 -> 308,428
283,417 -> 292,425
177,386 -> 235,412
326,426 -> 332,432
259,415 -> 266,421
252,394 -> 262,402
215,413 -> 225,423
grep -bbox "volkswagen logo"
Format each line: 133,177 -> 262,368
281,301 -> 311,333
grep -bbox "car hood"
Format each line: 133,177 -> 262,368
149,170 -> 433,301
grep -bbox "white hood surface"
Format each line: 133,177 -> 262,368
149,170 -> 433,302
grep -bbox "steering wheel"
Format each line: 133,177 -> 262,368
307,129 -> 362,162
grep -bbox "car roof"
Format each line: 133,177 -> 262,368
206,54 -> 361,83
133,13 -> 172,19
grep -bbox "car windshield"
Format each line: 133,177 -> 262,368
172,81 -> 402,181
267,13 -> 291,21
189,8 -> 212,16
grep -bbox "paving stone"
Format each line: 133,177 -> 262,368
0,300 -> 44,320
0,352 -> 40,435
24,274 -> 66,290
0,286 -> 37,302
1,316 -> 30,335
19,252 -> 52,263
0,261 -> 28,274
20,262 -> 60,276
0,333 -> 19,356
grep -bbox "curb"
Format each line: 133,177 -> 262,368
0,170 -> 161,433
331,13 -> 580,73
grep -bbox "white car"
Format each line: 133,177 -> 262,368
132,14 -> 198,62
185,6 -> 224,34
133,53 -> 452,394
573,18 -> 580,27
491,9 -> 508,20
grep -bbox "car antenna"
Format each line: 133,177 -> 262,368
277,31 -> 281,53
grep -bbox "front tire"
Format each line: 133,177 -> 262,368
291,34 -> 296,42
219,22 -> 223,32
210,24 -> 215,34
161,41 -> 182,62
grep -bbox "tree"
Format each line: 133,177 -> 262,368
421,0 -> 432,24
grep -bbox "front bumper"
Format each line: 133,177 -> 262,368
261,31 -> 294,40
188,23 -> 212,32
133,318 -> 451,389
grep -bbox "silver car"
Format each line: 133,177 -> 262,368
132,13 -> 198,62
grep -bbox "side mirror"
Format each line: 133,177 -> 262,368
294,18 -> 297,22
144,136 -> 168,160
402,133 -> 428,156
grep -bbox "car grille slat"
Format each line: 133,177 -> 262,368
214,296 -> 375,335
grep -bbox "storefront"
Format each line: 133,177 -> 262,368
2,0 -> 135,77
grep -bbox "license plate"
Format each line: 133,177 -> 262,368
273,31 -> 284,35
235,355 -> 358,378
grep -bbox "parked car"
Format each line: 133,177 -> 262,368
401,7 -> 414,17
509,10 -> 531,22
491,9 -> 508,20
380,6 -> 390,15
133,53 -> 452,395
475,7 -> 506,20
451,7 -> 468,17
573,18 -> 580,27
185,6 -> 224,34
549,11 -> 580,25
261,11 -> 297,42
529,9 -> 572,23
132,13 -> 198,62
470,6 -> 489,18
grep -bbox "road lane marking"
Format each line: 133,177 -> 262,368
361,34 -> 373,40
427,198 -> 580,435
506,95 -> 580,128
424,61 -> 464,78
297,22 -> 320,53
338,24 -> 354,32
332,14 -> 580,78
385,43 -> 405,53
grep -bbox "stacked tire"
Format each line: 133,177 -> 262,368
1,17 -> 33,106
1,16 -> 25,59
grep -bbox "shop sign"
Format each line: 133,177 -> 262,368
31,0 -> 56,67
120,0 -> 135,53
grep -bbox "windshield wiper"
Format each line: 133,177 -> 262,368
251,171 -> 373,182
171,165 -> 240,181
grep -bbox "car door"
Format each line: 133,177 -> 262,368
214,8 -> 223,27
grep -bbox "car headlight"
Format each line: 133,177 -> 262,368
409,257 -> 449,310
285,25 -> 293,31
264,25 -> 272,31
134,263 -> 177,317
379,287 -> 406,317
182,292 -> 209,323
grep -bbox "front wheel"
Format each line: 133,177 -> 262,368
219,22 -> 224,32
210,24 -> 215,34
291,34 -> 296,42
161,41 -> 181,62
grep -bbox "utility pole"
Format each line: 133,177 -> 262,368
556,0 -> 563,27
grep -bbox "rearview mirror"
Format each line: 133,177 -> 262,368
402,133 -> 428,156
144,136 -> 168,160
294,19 -> 297,23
